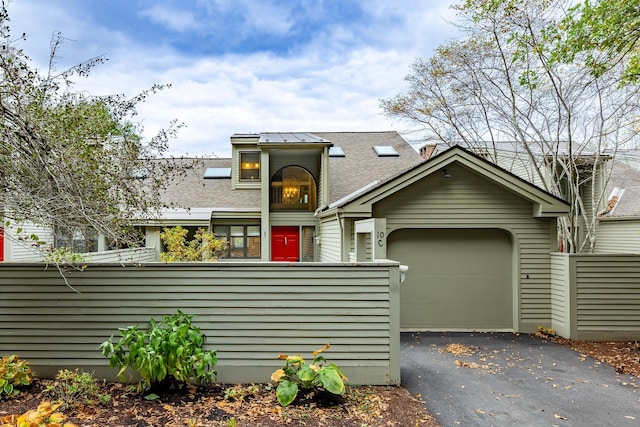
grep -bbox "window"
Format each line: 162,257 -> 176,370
55,227 -> 98,253
301,226 -> 315,262
270,166 -> 317,211
213,225 -> 261,258
240,152 -> 260,181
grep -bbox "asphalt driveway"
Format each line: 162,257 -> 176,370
401,332 -> 640,426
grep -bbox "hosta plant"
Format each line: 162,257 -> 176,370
271,344 -> 347,407
99,310 -> 217,391
0,401 -> 78,427
0,355 -> 33,398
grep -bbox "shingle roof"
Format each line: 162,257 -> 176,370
151,131 -> 422,214
603,156 -> 640,217
157,158 -> 260,210
314,131 -> 423,203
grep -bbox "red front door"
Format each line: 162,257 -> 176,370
0,228 -> 4,262
271,226 -> 299,262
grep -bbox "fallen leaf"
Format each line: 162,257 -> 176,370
554,414 -> 567,420
443,343 -> 475,356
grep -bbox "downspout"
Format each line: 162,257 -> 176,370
336,212 -> 343,261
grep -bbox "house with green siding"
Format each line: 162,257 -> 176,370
139,132 -> 572,334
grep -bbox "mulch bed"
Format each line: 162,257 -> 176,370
3,335 -> 639,426
0,380 -> 438,426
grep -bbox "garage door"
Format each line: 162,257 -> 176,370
388,228 -> 512,330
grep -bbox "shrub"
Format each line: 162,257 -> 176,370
99,310 -> 217,391
270,344 -> 347,407
0,401 -> 77,427
160,226 -> 227,262
0,355 -> 33,398
44,369 -> 110,409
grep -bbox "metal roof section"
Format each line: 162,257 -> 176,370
329,146 -> 346,157
203,167 -> 231,179
258,132 -> 331,144
158,208 -> 213,221
373,145 -> 399,157
325,180 -> 381,211
455,140 -> 608,157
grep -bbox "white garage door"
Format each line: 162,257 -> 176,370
388,228 -> 513,330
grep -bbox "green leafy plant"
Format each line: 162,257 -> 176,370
99,310 -> 217,391
0,355 -> 33,398
223,384 -> 261,402
270,344 -> 347,407
44,369 -> 110,409
160,226 -> 227,262
44,248 -> 88,265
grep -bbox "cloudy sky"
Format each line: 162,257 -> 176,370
7,1 -> 461,157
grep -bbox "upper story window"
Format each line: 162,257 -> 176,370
270,166 -> 317,211
240,152 -> 260,181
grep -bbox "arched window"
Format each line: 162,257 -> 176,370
270,166 -> 317,211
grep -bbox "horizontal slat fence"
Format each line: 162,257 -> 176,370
0,262 -> 400,385
550,253 -> 640,340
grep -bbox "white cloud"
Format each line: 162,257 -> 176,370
140,6 -> 199,33
6,1 -> 462,158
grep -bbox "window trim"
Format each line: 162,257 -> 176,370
214,225 -> 261,259
270,165 -> 317,212
239,151 -> 261,181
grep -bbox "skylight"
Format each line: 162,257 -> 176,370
329,146 -> 345,157
204,168 -> 231,179
373,145 -> 399,157
130,168 -> 150,179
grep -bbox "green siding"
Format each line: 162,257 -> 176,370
595,220 -> 640,254
550,253 -> 572,337
0,262 -> 400,385
373,164 -> 557,332
318,217 -> 342,262
550,253 -> 640,340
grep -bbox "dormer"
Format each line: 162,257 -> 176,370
231,132 -> 333,211
231,133 -> 262,190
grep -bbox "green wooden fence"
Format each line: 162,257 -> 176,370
0,262 -> 401,385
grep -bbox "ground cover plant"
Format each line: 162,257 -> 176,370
271,344 -> 347,407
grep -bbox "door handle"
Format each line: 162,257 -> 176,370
284,237 -> 288,246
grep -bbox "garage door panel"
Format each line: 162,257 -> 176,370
388,228 -> 512,330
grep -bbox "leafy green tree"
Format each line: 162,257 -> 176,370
382,0 -> 640,252
0,4 -> 191,261
550,0 -> 640,85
